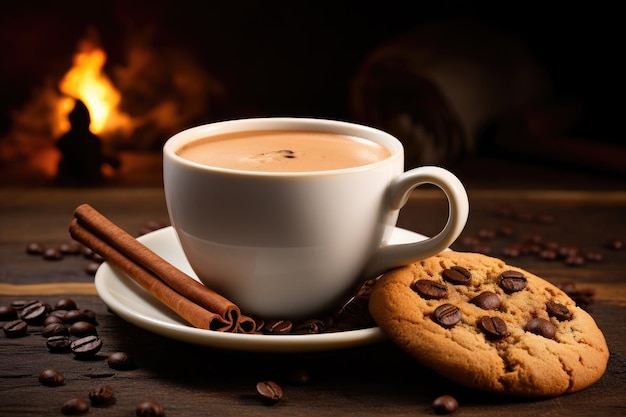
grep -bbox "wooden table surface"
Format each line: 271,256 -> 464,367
1,186 -> 625,416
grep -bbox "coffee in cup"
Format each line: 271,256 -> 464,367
163,118 -> 469,319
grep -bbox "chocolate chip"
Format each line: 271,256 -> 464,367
499,270 -> 527,293
441,266 -> 471,285
413,279 -> 447,299
478,316 -> 508,340
432,303 -> 462,328
256,380 -> 283,405
432,394 -> 459,415
470,291 -> 501,310
38,368 -> 65,386
525,317 -> 556,339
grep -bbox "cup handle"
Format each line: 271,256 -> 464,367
362,166 -> 469,278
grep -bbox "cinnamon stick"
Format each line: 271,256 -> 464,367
70,204 -> 255,333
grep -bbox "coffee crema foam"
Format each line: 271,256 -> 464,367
176,130 -> 391,172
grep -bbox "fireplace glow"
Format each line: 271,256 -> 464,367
56,37 -> 132,137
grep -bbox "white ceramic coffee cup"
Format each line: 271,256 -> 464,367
163,118 -> 469,319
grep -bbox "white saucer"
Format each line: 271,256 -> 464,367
95,226 -> 428,353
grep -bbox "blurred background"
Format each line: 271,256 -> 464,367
0,1 -> 623,188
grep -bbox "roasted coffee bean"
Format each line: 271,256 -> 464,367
526,317 -> 556,339
43,314 -> 64,326
499,270 -> 527,293
89,385 -> 114,405
43,247 -> 63,261
38,368 -> 65,386
84,262 -> 101,275
432,303 -> 462,328
59,241 -> 81,255
64,309 -> 92,324
20,301 -> 48,324
502,243 -> 522,258
46,335 -> 72,353
558,244 -> 580,258
539,249 -> 558,260
565,254 -> 586,267
42,322 -> 70,338
256,380 -> 283,405
442,266 -> 471,285
3,319 -> 28,337
54,298 -> 78,311
413,279 -> 447,299
135,400 -> 165,417
0,305 -> 18,320
432,394 -> 459,415
10,299 -> 38,311
546,301 -> 573,321
294,319 -> 325,334
470,291 -> 501,310
263,320 -> 293,334
26,242 -> 46,255
61,397 -> 90,415
478,316 -> 508,340
71,335 -> 103,358
586,251 -> 604,262
604,237 -> 623,250
107,351 -> 136,370
69,321 -> 97,337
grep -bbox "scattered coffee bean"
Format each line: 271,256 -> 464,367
565,254 -> 586,267
605,237 -> 623,250
546,301 -> 573,321
413,279 -> 447,299
499,270 -> 527,293
64,309 -> 92,324
470,291 -> 501,310
256,380 -> 283,405
432,394 -> 459,415
0,305 -> 18,320
3,319 -> 28,337
10,299 -> 37,311
69,321 -> 97,337
525,317 -> 556,339
46,335 -> 72,353
42,322 -> 70,338
38,368 -> 65,386
59,241 -> 81,255
135,400 -> 165,417
43,247 -> 63,261
89,385 -> 114,405
20,301 -> 48,324
442,266 -> 471,285
61,397 -> 90,415
107,351 -> 136,370
263,320 -> 293,334
71,335 -> 103,358
432,303 -> 462,328
54,298 -> 78,311
586,251 -> 604,262
26,242 -> 46,255
84,262 -> 101,275
293,319 -> 325,334
43,314 -> 64,326
478,316 -> 508,340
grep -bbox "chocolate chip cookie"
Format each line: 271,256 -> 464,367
368,251 -> 609,397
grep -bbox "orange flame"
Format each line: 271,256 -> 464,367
56,37 -> 131,137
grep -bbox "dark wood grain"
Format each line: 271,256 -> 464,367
1,187 -> 625,416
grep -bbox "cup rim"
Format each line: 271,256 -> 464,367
163,117 -> 404,176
